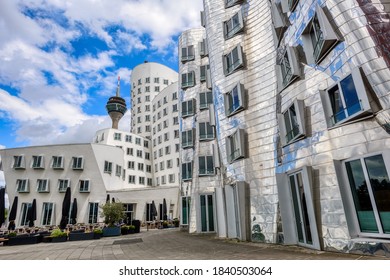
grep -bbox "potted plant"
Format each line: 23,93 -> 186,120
121,225 -> 129,235
173,218 -> 180,227
100,202 -> 125,237
50,229 -> 68,242
5,231 -> 40,246
68,229 -> 94,241
128,225 -> 135,234
162,221 -> 169,228
93,228 -> 103,239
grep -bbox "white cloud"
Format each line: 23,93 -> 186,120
0,0 -> 202,147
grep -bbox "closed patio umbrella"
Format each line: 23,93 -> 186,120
162,198 -> 168,220
106,194 -> 110,203
8,196 -> 18,230
151,200 -> 157,220
27,199 -> 36,227
0,188 -> 5,227
60,187 -> 71,229
70,198 -> 77,224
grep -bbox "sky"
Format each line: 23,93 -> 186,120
0,0 -> 203,150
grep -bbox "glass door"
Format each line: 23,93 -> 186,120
200,194 -> 215,232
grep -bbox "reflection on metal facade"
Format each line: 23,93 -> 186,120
182,0 -> 390,256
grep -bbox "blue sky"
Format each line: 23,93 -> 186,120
0,0 -> 203,150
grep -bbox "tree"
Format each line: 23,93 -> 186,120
100,202 -> 125,227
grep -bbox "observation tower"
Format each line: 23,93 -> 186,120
106,76 -> 127,129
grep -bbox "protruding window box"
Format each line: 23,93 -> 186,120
277,99 -> 306,146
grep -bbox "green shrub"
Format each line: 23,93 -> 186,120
50,229 -> 67,238
93,228 -> 103,234
100,202 -> 126,227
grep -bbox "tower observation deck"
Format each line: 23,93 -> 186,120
106,76 -> 127,129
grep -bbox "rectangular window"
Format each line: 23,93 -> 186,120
147,178 -> 153,186
104,161 -> 112,174
223,45 -> 244,76
114,133 -> 122,141
181,197 -> 191,225
161,175 -> 166,185
154,77 -> 160,83
160,161 -> 165,171
344,154 -> 390,236
139,177 -> 145,185
278,99 -> 306,145
145,152 -> 150,160
182,162 -> 193,181
13,155 -> 25,169
20,203 -> 31,226
72,157 -> 84,170
277,46 -> 301,89
174,130 -> 180,138
173,104 -> 178,113
88,202 -> 99,224
164,79 -> 169,85
144,140 -> 149,148
145,86 -> 150,92
199,91 -> 213,110
16,179 -> 29,193
172,92 -> 178,100
135,138 -> 141,145
37,179 -> 49,192
181,72 -> 195,89
146,165 -> 152,173
52,156 -> 64,169
136,150 -> 143,158
125,135 -> 132,143
199,156 -> 215,176
181,45 -> 195,62
224,83 -> 245,116
182,129 -> 194,148
41,202 -> 54,226
226,129 -> 246,163
173,116 -> 179,125
146,77 -> 150,83
320,68 -> 374,128
167,159 -> 172,169
127,148 -> 133,156
223,11 -> 244,40
199,38 -> 208,57
128,161 -> 135,169
128,175 -> 136,184
225,0 -> 243,8
169,174 -> 175,183
200,65 -> 209,82
165,146 -> 171,155
199,122 -> 215,140
58,179 -> 70,192
181,99 -> 196,117
115,165 -> 122,177
32,155 -> 44,169
138,163 -> 144,171
79,180 -> 90,192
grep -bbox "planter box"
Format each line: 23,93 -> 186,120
69,232 -> 94,241
103,226 -> 121,237
5,234 -> 40,246
93,232 -> 102,239
51,236 -> 68,243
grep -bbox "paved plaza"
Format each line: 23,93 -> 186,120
0,228 -> 388,260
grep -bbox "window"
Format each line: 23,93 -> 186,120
79,180 -> 90,192
164,79 -> 169,85
181,99 -> 196,117
58,179 -> 70,192
165,145 -> 170,154
181,196 -> 191,225
167,159 -> 172,169
199,38 -> 208,57
199,156 -> 215,176
136,150 -> 143,158
342,154 -> 390,237
182,162 -> 193,181
224,83 -> 245,116
154,77 -> 160,83
138,163 -> 144,171
128,175 -> 136,184
223,45 -> 244,76
127,148 -> 133,156
41,202 -> 54,226
182,129 -> 195,148
276,46 -> 301,89
159,148 -> 163,157
128,161 -> 135,169
138,78 -> 142,85
320,68 -> 375,128
147,178 -> 153,186
115,165 -> 122,177
172,92 -> 178,100
162,175 -> 166,185
163,108 -> 168,117
72,157 -> 84,170
104,161 -> 112,174
169,174 -> 175,183
226,129 -> 246,163
146,77 -> 150,83
13,155 -> 25,169
278,99 -> 306,146
302,5 -> 340,64
176,143 -> 180,152
174,130 -> 180,138
145,105 -> 150,112
181,72 -> 195,89
181,45 -> 195,62
145,115 -> 150,122
16,179 -> 29,193
173,116 -> 179,125
52,156 -> 64,169
271,1 -> 288,43
144,140 -> 149,148
164,132 -> 169,141
225,0 -> 243,8
135,138 -> 141,145
114,133 -> 122,141
139,177 -> 145,185
200,65 -> 209,82
88,202 -> 99,224
160,161 -> 165,171
199,122 -> 214,140
145,152 -> 150,160
200,91 -> 213,110
173,104 -> 178,113
223,11 -> 244,40
146,165 -> 152,173
36,179 -> 49,192
145,86 -> 150,92
32,155 -> 44,169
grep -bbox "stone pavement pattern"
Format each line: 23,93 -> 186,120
0,228 -> 387,260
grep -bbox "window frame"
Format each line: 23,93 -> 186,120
199,38 -> 208,57
199,91 -> 213,110
181,129 -> 195,149
276,46 -> 301,90
200,65 -> 209,82
223,10 -> 244,40
199,122 -> 215,141
302,5 -> 341,64
16,179 -> 29,193
181,71 -> 195,89
198,155 -> 215,176
277,99 -> 306,146
32,155 -> 44,169
104,161 -> 113,174
223,44 -> 245,76
58,179 -> 70,192
224,83 -> 245,117
13,155 -> 25,169
79,180 -> 90,193
225,0 -> 243,9
181,99 -> 196,118
319,67 -> 373,128
181,162 -> 193,181
37,179 -> 49,193
181,45 -> 195,62
52,156 -> 64,169
226,129 -> 246,163
72,157 -> 84,170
